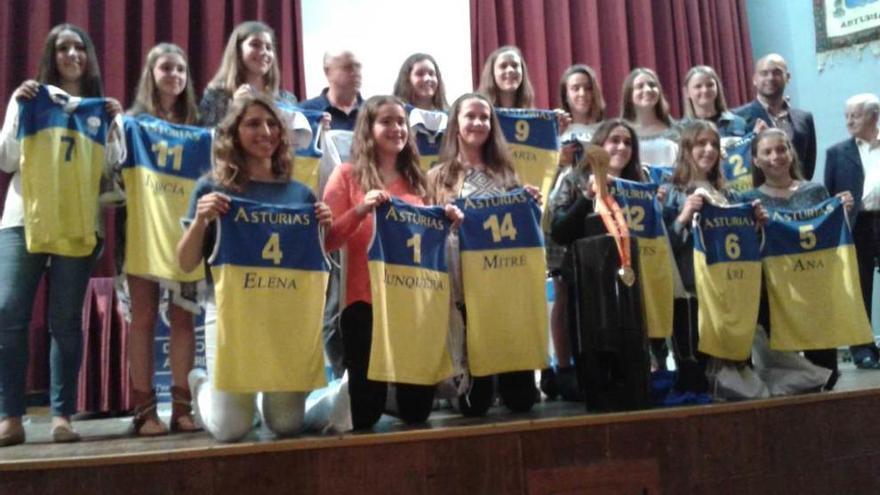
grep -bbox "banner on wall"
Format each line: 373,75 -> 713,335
814,0 -> 880,68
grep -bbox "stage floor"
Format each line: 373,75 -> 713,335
2,362 -> 879,467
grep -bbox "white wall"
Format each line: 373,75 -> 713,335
300,0 -> 473,102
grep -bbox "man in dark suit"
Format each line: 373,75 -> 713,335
825,93 -> 880,368
734,54 -> 817,180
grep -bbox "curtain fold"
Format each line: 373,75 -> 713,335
470,0 -> 754,117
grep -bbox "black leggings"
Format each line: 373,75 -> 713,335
341,302 -> 436,430
459,371 -> 537,417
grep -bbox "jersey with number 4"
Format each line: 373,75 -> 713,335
455,189 -> 548,376
763,197 -> 873,350
209,196 -> 329,393
121,115 -> 211,281
367,198 -> 453,385
693,202 -> 761,360
496,109 -> 559,201
17,84 -> 113,256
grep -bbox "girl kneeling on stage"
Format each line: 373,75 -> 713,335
177,95 -> 332,442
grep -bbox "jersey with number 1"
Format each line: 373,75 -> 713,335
763,197 -> 873,350
693,202 -> 761,360
496,108 -> 560,200
609,178 -> 673,338
209,197 -> 329,393
455,189 -> 548,376
121,115 -> 211,281
17,84 -> 112,256
367,198 -> 453,385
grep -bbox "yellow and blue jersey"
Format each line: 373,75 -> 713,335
367,198 -> 453,385
646,164 -> 674,185
121,115 -> 211,281
209,196 -> 329,393
276,103 -> 323,193
609,178 -> 673,338
17,84 -> 112,256
408,106 -> 447,171
693,202 -> 761,360
762,197 -> 873,350
454,189 -> 549,376
720,133 -> 756,193
496,108 -> 560,200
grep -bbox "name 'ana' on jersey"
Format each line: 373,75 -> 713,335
17,84 -> 112,256
496,108 -> 560,201
693,202 -> 761,360
455,189 -> 548,376
720,133 -> 756,193
367,198 -> 453,385
121,115 -> 212,282
763,197 -> 873,350
209,197 -> 329,393
609,178 -> 673,339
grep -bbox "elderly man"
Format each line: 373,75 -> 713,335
300,50 -> 363,131
734,53 -> 817,180
825,93 -> 880,369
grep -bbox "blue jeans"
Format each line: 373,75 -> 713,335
0,227 -> 98,417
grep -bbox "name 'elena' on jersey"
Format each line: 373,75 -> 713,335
608,178 -> 673,339
693,202 -> 761,360
720,133 -> 756,193
496,108 -> 560,200
762,197 -> 873,351
208,197 -> 329,393
367,198 -> 453,385
454,189 -> 548,376
17,84 -> 112,256
121,115 -> 212,282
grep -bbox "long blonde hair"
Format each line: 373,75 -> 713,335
130,43 -> 199,124
206,21 -> 281,96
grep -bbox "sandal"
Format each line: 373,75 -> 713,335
170,386 -> 201,432
131,389 -> 168,437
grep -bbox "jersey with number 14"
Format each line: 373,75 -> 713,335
693,202 -> 761,360
496,108 -> 559,200
208,197 -> 329,393
121,115 -> 211,281
455,189 -> 548,376
17,84 -> 112,256
367,198 -> 453,385
763,197 -> 873,350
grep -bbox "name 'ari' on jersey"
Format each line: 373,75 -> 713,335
609,178 -> 673,338
121,115 -> 212,281
720,133 -> 756,193
496,108 -> 560,201
209,197 -> 329,393
455,189 -> 549,376
762,197 -> 873,350
693,201 -> 761,360
17,84 -> 113,256
367,198 -> 453,385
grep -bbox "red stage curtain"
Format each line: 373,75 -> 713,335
470,0 -> 754,117
0,0 -> 305,406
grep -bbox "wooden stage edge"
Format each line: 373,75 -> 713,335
4,385 -> 880,472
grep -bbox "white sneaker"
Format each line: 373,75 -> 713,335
187,368 -> 208,429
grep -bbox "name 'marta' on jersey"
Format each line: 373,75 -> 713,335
454,188 -> 549,376
121,115 -> 212,282
762,197 -> 873,350
720,133 -> 756,193
17,84 -> 113,256
208,196 -> 329,393
495,108 -> 560,201
408,106 -> 448,171
367,198 -> 453,385
693,201 -> 761,360
609,177 -> 673,339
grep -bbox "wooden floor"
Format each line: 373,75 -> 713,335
2,363 -> 880,494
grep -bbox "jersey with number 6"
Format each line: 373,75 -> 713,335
367,198 -> 453,385
208,196 -> 329,393
762,197 -> 873,350
17,84 -> 113,256
496,108 -> 560,201
121,115 -> 212,281
455,189 -> 548,376
693,202 -> 761,360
